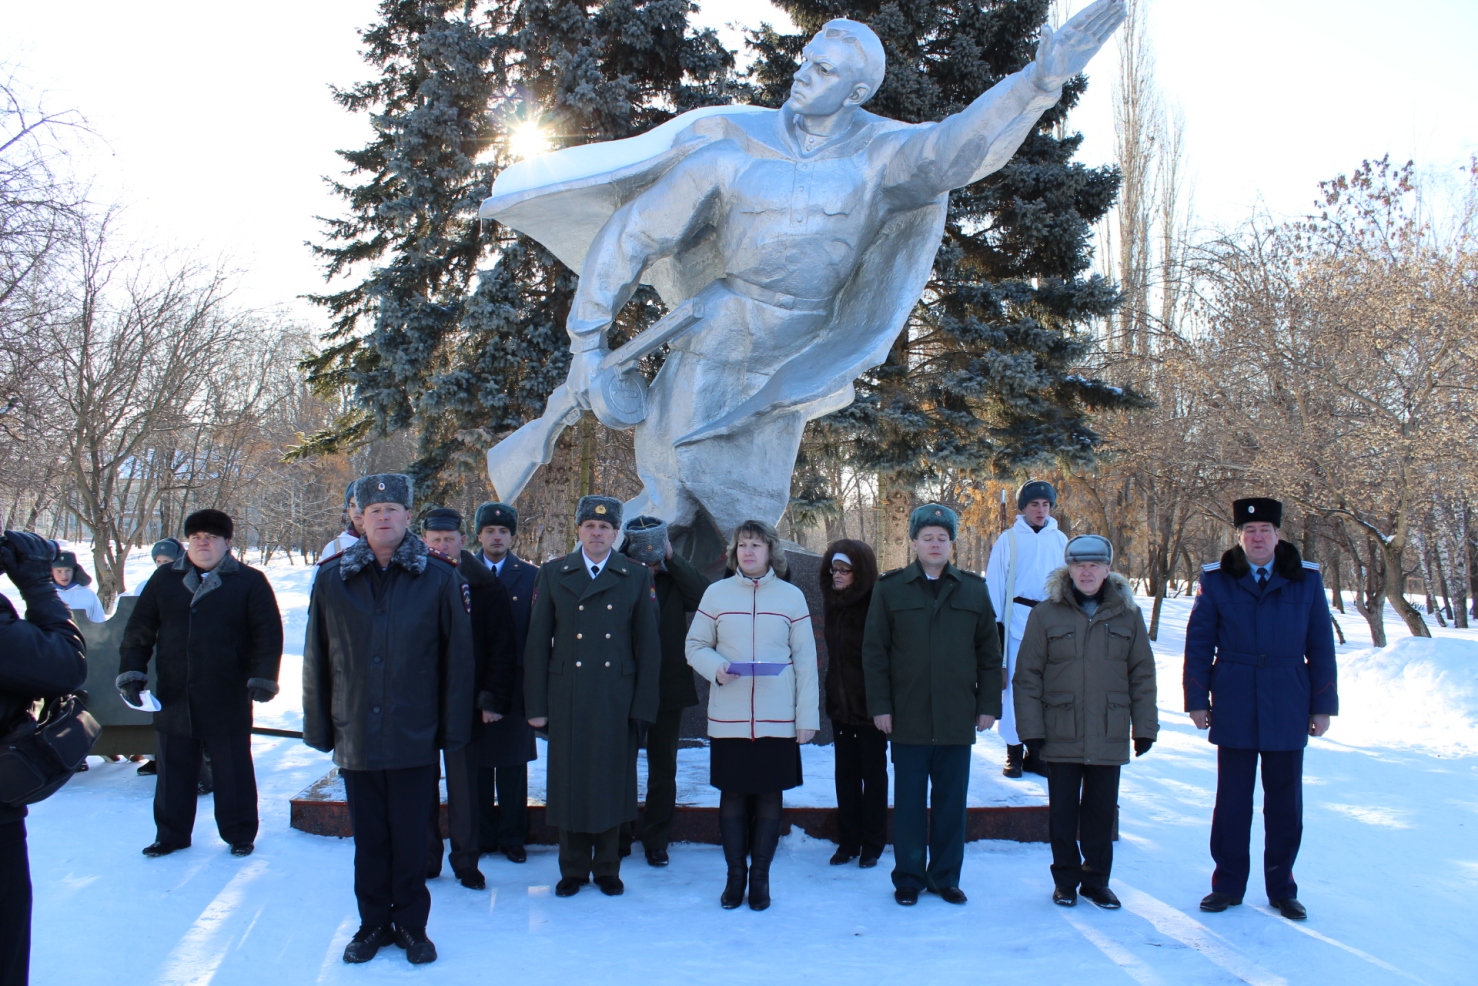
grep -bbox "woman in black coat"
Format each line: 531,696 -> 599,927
820,539 -> 884,867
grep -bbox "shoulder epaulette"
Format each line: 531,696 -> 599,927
1201,562 -> 1221,573
318,551 -> 344,566
879,567 -> 906,579
427,546 -> 460,567
1302,560 -> 1321,570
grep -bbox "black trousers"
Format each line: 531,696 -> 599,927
1211,747 -> 1303,901
441,744 -> 482,877
1046,761 -> 1120,892
832,722 -> 888,857
154,731 -> 257,847
343,764 -> 438,930
477,764 -> 529,850
558,826 -> 621,881
890,743 -> 970,892
639,708 -> 684,853
0,821 -> 29,986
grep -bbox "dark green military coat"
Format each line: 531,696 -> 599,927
649,552 -> 710,711
524,549 -> 661,833
860,560 -> 1003,746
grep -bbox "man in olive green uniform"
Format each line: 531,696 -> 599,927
525,495 -> 662,897
861,503 -> 1002,907
620,515 -> 711,867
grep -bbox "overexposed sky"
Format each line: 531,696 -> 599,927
3,0 -> 1475,319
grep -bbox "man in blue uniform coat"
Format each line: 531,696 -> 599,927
1184,497 -> 1337,921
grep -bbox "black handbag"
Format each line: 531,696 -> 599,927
0,693 -> 102,808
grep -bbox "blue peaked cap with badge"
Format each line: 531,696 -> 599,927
355,473 -> 413,510
908,502 -> 958,540
423,506 -> 462,532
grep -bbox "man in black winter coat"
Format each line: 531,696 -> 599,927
421,507 -> 517,891
0,530 -> 87,986
302,475 -> 475,966
119,509 -> 283,859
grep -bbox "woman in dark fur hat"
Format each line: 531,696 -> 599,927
820,539 -> 885,868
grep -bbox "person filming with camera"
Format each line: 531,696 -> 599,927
0,530 -> 88,986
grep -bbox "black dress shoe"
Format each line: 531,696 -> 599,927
830,848 -> 858,866
501,845 -> 527,864
894,887 -> 919,906
229,842 -> 254,857
142,841 -> 187,858
554,877 -> 585,897
937,887 -> 968,905
645,848 -> 669,867
596,875 -> 624,896
342,923 -> 393,963
1052,887 -> 1077,907
457,869 -> 486,890
136,759 -> 157,776
858,854 -> 880,869
1080,886 -> 1121,909
1199,891 -> 1243,912
1270,898 -> 1307,920
393,925 -> 437,964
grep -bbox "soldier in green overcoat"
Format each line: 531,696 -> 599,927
525,495 -> 662,897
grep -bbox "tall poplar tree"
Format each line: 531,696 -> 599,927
297,0 -> 736,499
748,0 -> 1141,515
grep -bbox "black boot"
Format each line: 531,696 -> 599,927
747,816 -> 781,911
719,813 -> 748,909
1002,744 -> 1024,778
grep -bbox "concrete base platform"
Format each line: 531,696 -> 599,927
290,768 -> 1053,844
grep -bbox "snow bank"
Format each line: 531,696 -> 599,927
1332,636 -> 1478,755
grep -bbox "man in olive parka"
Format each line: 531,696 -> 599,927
525,495 -> 662,897
1013,534 -> 1158,909
861,503 -> 1002,906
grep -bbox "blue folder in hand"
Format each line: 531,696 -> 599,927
725,663 -> 788,676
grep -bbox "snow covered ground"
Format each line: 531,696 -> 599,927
11,547 -> 1478,985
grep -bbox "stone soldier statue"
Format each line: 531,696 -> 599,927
524,495 -> 662,897
481,1 -> 1127,546
1184,497 -> 1338,921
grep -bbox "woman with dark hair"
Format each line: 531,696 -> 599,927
820,539 -> 884,867
686,519 -> 818,911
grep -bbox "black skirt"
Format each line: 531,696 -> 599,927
709,737 -> 803,794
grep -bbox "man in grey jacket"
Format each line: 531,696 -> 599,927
303,474 -> 475,966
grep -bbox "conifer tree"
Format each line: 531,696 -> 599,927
747,0 -> 1142,514
297,0 -> 735,499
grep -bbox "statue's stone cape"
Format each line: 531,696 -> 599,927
480,104 -> 948,436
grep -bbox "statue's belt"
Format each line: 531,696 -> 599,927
725,277 -> 831,313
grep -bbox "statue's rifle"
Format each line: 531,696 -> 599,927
485,298 -> 705,502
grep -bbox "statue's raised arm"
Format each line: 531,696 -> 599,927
885,0 -> 1127,205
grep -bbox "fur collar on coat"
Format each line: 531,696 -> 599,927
339,533 -> 429,580
1218,540 -> 1307,582
1043,567 -> 1139,612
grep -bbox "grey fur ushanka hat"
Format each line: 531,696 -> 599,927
355,473 -> 413,510
622,515 -> 667,564
577,495 -> 622,527
908,503 -> 958,540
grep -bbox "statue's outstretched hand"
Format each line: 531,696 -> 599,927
565,348 -> 604,411
1031,0 -> 1127,92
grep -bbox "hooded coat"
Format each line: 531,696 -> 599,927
302,534 -> 475,770
820,539 -> 878,728
1183,541 -> 1338,750
1012,569 -> 1158,766
119,553 -> 283,738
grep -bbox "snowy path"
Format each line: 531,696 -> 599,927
13,551 -> 1478,984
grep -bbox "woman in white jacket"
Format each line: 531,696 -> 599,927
686,519 -> 818,911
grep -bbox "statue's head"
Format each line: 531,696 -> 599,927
788,19 -> 886,117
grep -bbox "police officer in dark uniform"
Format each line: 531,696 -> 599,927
1184,497 -> 1338,921
303,475 -> 475,965
469,502 -> 538,862
421,507 -> 517,890
525,495 -> 661,897
0,530 -> 87,986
